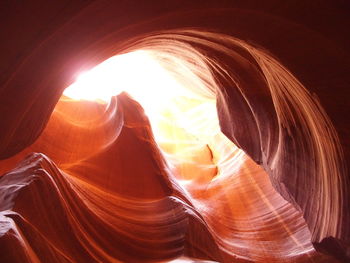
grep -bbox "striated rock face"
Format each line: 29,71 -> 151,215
0,1 -> 349,262
0,95 -> 221,262
0,93 -> 343,262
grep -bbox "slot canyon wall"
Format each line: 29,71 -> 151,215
0,1 -> 349,262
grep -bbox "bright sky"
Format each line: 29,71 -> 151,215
64,50 -> 192,109
63,50 -> 239,184
64,50 -> 220,142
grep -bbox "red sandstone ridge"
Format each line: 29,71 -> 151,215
0,1 -> 349,262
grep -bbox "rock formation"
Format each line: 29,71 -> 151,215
0,1 -> 349,262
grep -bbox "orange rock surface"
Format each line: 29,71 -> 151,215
0,1 -> 349,262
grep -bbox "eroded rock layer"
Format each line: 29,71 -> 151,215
0,94 -> 341,262
0,1 -> 349,262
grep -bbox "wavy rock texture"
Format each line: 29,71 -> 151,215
0,93 -> 341,262
0,94 -> 221,262
0,1 -> 349,262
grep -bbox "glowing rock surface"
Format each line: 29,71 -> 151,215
0,93 -> 341,262
0,1 -> 349,262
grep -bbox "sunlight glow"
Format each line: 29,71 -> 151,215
64,50 -> 221,142
64,50 -> 193,110
64,50 -> 241,185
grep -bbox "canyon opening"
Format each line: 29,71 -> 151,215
0,2 -> 349,263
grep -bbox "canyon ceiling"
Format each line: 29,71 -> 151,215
0,1 -> 349,262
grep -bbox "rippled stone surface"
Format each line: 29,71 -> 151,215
0,94 -> 341,262
0,1 -> 349,262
